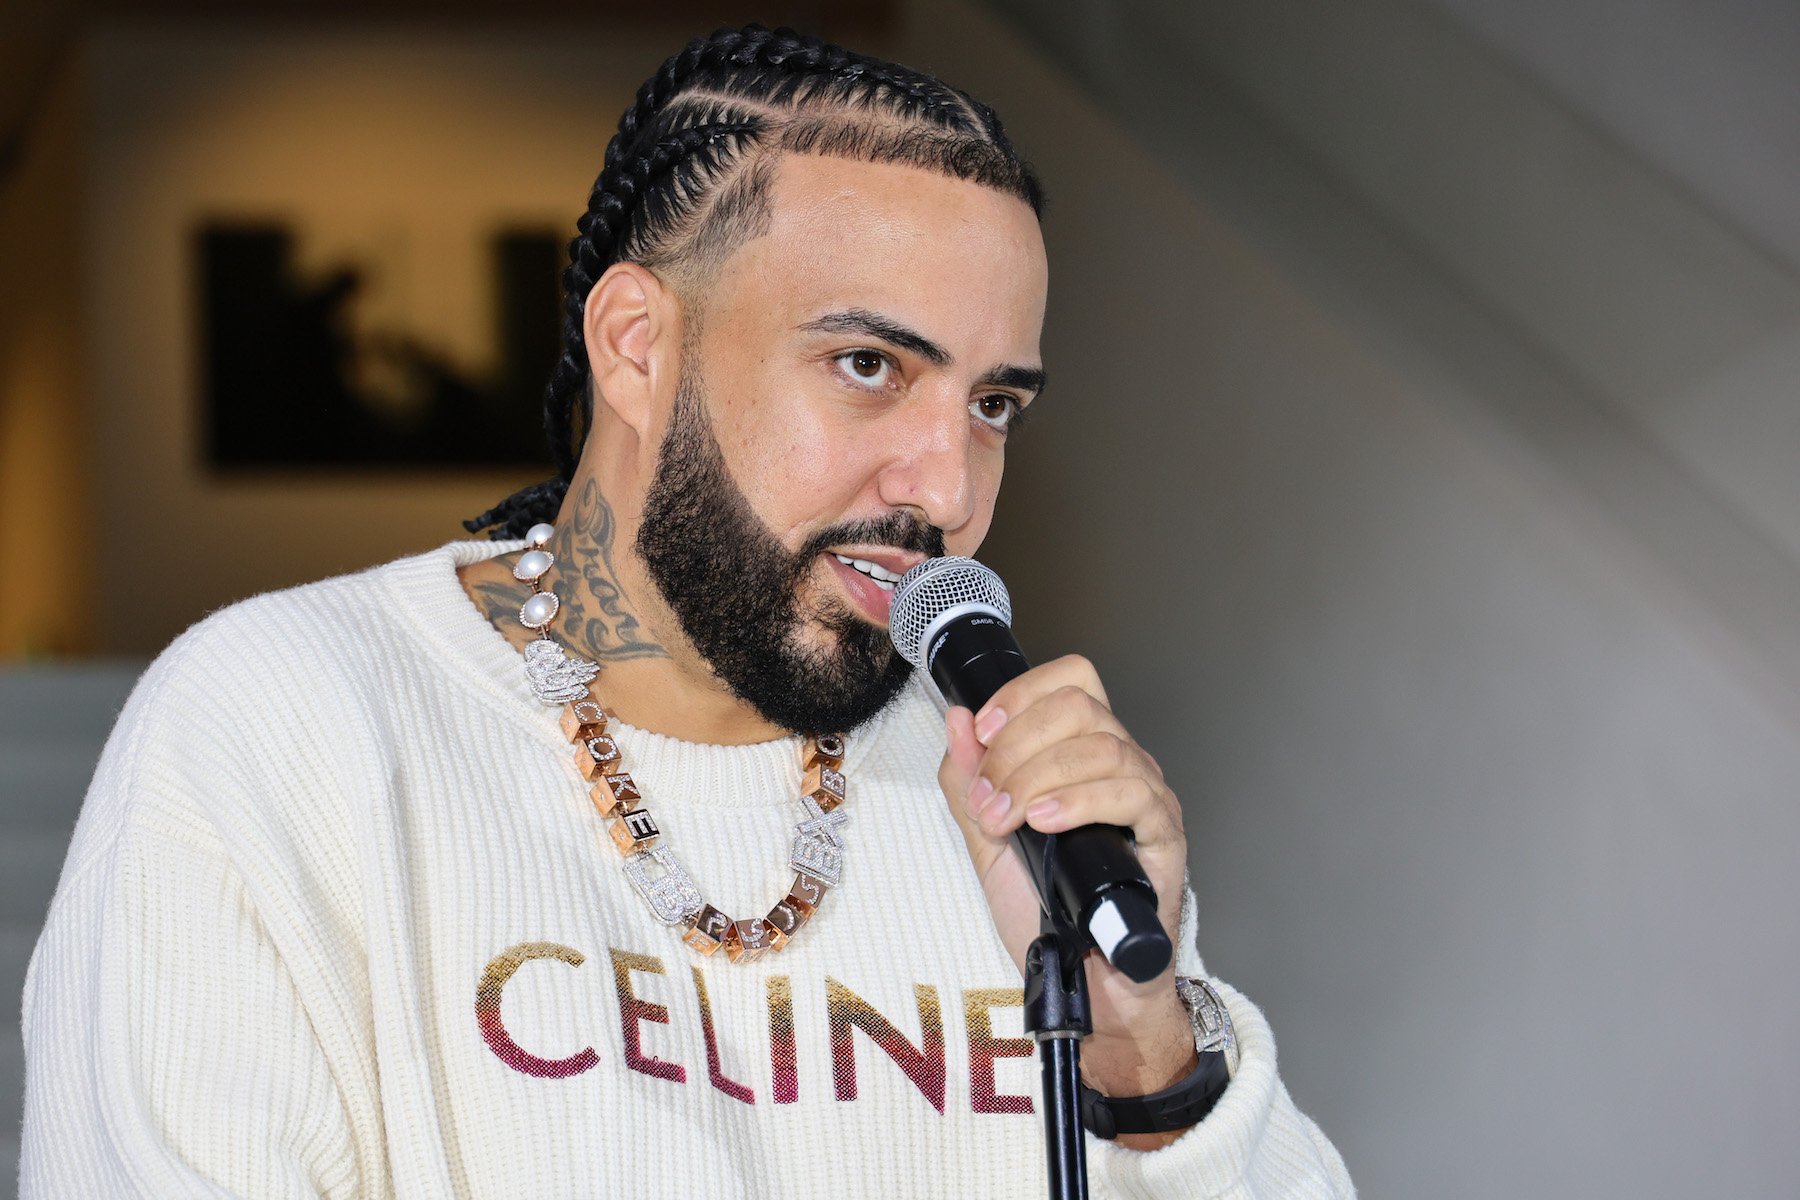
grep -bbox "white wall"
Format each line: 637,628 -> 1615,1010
921,1 -> 1800,1194
1428,0 -> 1800,277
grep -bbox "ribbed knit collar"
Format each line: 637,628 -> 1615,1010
379,537 -> 905,811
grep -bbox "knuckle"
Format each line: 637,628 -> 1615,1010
1165,797 -> 1186,838
1063,653 -> 1104,692
1051,684 -> 1091,719
1056,652 -> 1095,676
1146,783 -> 1183,837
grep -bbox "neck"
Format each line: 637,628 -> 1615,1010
457,476 -> 790,746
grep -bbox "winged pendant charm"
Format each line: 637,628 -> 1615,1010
523,637 -> 600,705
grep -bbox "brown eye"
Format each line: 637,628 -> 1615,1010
971,394 -> 1018,429
834,349 -> 893,388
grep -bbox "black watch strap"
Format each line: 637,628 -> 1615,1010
1079,1047 -> 1231,1139
1079,976 -> 1239,1140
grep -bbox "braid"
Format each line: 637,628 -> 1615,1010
550,119 -> 763,480
463,119 -> 761,540
461,478 -> 570,541
609,27 -> 773,165
466,24 -> 1042,539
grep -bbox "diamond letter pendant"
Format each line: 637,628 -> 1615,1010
621,846 -> 705,925
790,796 -> 848,885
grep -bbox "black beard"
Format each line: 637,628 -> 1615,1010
634,376 -> 945,737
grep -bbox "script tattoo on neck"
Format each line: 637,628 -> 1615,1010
470,478 -> 668,662
552,479 -> 666,661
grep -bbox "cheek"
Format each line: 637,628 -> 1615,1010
949,510 -> 995,555
717,402 -> 872,533
771,417 -> 847,479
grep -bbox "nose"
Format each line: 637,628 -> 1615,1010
876,393 -> 977,534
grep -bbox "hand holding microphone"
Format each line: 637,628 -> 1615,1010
889,558 -> 1179,985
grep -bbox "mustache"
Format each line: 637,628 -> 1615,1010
796,512 -> 947,564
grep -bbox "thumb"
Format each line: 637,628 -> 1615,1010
938,706 -> 986,810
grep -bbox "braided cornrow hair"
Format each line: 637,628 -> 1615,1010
465,24 -> 1044,539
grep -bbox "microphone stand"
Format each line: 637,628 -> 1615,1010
1023,910 -> 1092,1200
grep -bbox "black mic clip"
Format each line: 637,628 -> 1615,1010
1024,821 -> 1169,984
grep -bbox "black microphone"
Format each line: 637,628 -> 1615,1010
889,556 -> 1172,983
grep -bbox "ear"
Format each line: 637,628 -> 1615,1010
582,262 -> 680,440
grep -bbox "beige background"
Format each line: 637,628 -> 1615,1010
78,27 -> 677,653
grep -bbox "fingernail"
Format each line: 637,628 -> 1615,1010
1026,798 -> 1060,823
981,791 -> 1011,829
975,707 -> 1008,743
965,776 -> 994,814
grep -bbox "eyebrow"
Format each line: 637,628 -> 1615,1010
979,363 -> 1048,397
799,307 -> 1047,398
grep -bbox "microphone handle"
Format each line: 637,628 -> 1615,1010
927,616 -> 1172,983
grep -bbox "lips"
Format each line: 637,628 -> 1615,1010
821,550 -> 920,624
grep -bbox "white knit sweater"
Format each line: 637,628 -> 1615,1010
21,538 -> 1352,1198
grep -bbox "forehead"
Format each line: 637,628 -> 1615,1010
707,153 -> 1047,350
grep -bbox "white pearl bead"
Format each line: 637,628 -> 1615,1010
513,549 -> 554,582
519,591 -> 560,629
526,522 -> 556,548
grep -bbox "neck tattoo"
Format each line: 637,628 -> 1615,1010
512,521 -> 847,962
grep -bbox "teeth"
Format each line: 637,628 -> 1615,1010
832,552 -> 904,586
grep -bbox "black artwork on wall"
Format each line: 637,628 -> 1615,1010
198,222 -> 560,469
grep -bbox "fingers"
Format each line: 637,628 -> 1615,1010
941,654 -> 1176,859
973,682 -> 1132,790
966,663 -> 1159,793
1012,778 -> 1184,845
932,655 -> 1191,1010
971,732 -> 1181,847
971,654 -> 1109,739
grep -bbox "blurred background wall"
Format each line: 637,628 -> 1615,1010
4,0 -> 1799,1196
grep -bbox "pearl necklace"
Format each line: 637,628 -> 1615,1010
512,522 -> 847,962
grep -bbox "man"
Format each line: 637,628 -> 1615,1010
22,26 -> 1351,1198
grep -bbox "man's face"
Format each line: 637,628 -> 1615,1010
633,153 -> 1048,733
636,369 -> 941,735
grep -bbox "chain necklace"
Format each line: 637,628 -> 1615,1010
511,522 -> 847,962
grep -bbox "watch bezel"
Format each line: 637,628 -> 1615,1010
1176,975 -> 1238,1078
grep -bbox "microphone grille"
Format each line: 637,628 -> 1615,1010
888,556 -> 1012,668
